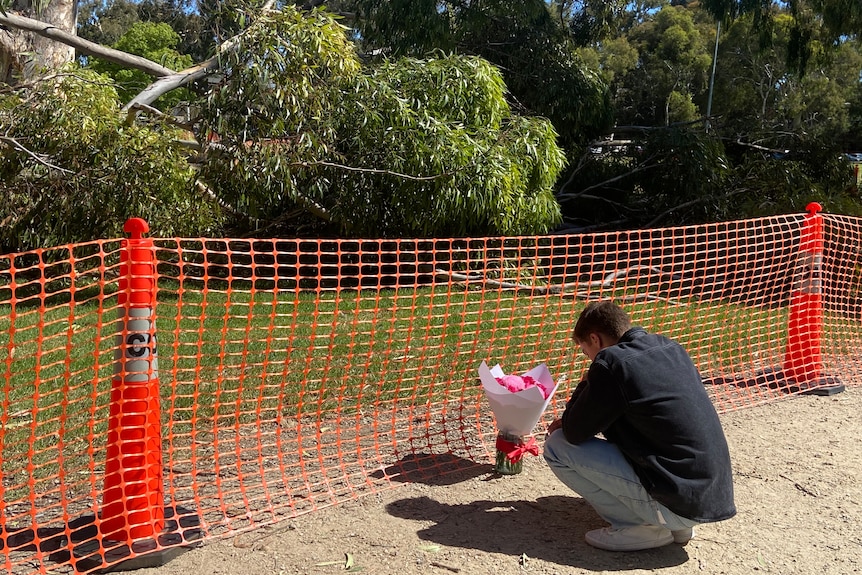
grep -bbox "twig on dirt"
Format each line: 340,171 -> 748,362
779,473 -> 819,497
429,561 -> 461,573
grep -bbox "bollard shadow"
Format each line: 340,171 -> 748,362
703,368 -> 845,396
0,514 -> 97,557
386,495 -> 689,571
0,506 -> 202,573
369,452 -> 491,486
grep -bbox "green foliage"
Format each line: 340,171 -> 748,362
562,0 -> 669,46
0,67 -> 216,252
347,0 -> 613,147
558,124 -> 730,228
334,56 -> 565,236
700,0 -> 860,73
196,7 -> 565,238
726,145 -> 861,218
576,37 -> 639,85
197,0 -> 279,45
811,0 -> 862,39
465,9 -> 613,147
558,2 -> 858,228
79,0 -> 212,62
137,0 -> 211,61
560,121 -> 858,230
88,21 -> 194,105
368,55 -> 510,131
201,8 -> 360,142
196,7 -> 360,226
636,125 -> 730,223
616,5 -> 713,125
350,0 -> 454,56
8,0 -> 857,248
714,14 -> 860,145
566,0 -> 633,45
114,20 -> 182,55
78,0 -> 142,47
667,90 -> 699,123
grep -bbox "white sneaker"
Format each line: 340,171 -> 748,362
672,527 -> 694,545
585,525 -> 674,551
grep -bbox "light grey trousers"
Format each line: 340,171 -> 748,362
543,430 -> 699,531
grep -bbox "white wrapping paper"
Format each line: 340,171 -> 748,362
478,361 -> 559,436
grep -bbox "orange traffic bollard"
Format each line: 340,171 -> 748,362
100,217 -> 165,543
782,202 -> 843,395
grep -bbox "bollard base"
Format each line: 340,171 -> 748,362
70,506 -> 202,573
100,542 -> 192,572
798,376 -> 845,396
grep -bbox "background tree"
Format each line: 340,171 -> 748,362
0,67 -> 214,252
811,0 -> 862,39
615,5 -> 714,126
714,12 -> 860,142
78,0 -> 140,47
344,0 -> 613,148
196,9 -> 566,237
89,20 -> 194,104
556,1 -> 860,229
700,0 -> 860,73
562,0 -> 663,45
137,0 -> 210,61
2,0 -> 860,250
0,0 -> 77,84
0,5 -> 567,250
78,0 -> 212,61
705,11 -> 862,218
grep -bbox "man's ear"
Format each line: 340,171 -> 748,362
590,333 -> 603,348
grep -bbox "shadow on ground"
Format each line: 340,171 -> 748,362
0,506 -> 202,573
386,495 -> 689,571
369,453 -> 490,486
703,369 -> 844,396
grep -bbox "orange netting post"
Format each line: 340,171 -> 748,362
100,218 -> 165,543
782,202 -> 844,395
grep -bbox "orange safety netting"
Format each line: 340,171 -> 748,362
2,208 -> 861,573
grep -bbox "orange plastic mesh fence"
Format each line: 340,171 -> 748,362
2,211 -> 861,573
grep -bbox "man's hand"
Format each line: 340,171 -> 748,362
546,418 -> 563,437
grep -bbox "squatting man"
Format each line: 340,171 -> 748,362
544,301 -> 736,551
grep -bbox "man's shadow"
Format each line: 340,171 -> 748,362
386,495 -> 689,571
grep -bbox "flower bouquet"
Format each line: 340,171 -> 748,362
478,361 -> 559,475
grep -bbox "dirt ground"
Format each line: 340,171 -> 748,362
134,387 -> 862,575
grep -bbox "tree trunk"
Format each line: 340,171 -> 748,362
0,0 -> 77,84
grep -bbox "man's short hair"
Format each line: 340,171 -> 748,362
573,300 -> 632,342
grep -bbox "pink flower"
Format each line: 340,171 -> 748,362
496,375 -> 527,393
495,374 -> 551,399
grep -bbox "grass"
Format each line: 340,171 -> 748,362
0,279 -> 823,503
156,282 -> 573,424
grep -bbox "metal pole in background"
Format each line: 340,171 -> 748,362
706,20 -> 721,130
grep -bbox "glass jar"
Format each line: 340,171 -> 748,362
494,432 -> 525,475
